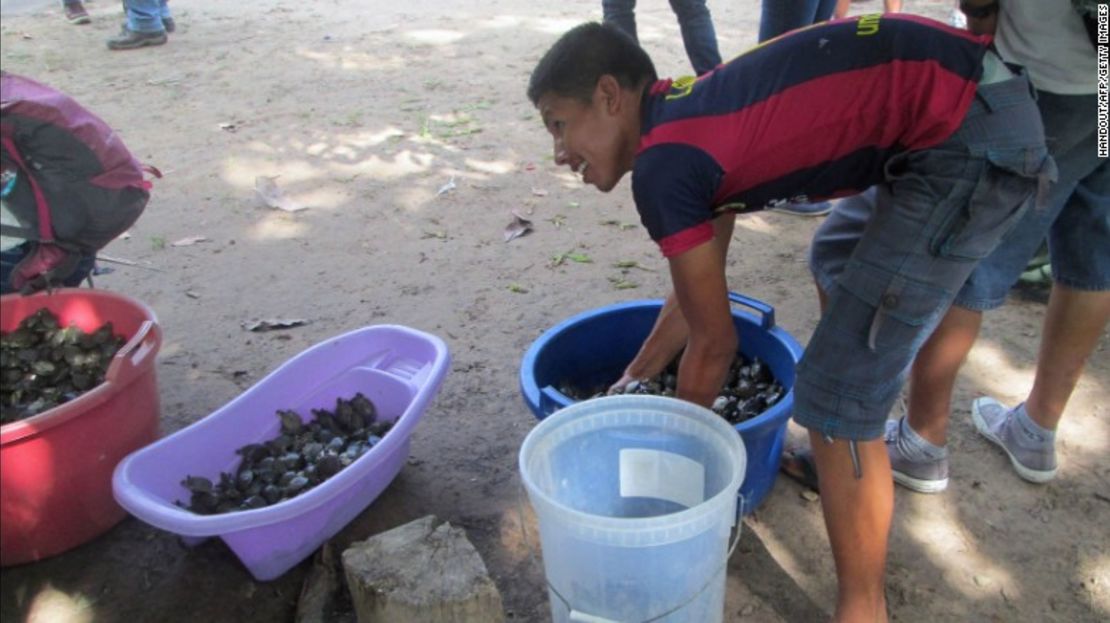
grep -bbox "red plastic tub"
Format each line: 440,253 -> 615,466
1,288 -> 161,566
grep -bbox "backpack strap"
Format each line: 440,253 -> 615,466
142,163 -> 163,180
1,135 -> 54,243
0,223 -> 37,238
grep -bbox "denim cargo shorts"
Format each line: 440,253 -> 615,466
794,69 -> 1055,441
955,90 -> 1109,309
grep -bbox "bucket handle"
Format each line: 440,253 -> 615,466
728,292 -> 775,331
549,493 -> 747,623
539,384 -> 569,416
106,320 -> 161,387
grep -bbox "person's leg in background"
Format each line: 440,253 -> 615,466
62,0 -> 91,25
835,0 -> 901,19
601,0 -> 638,42
160,0 -> 175,33
1011,283 -> 1109,435
897,91 -> 1108,487
972,157 -> 1109,481
759,0 -> 838,216
1009,90 -> 1110,440
668,0 -> 721,76
108,0 -> 167,50
122,0 -> 164,33
759,0 -> 836,43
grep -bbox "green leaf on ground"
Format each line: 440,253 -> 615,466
550,250 -> 593,266
608,276 -> 638,290
614,260 -> 654,271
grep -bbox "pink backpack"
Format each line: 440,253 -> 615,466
1,71 -> 159,290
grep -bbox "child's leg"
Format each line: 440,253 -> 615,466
909,91 -> 1106,447
601,0 -> 638,43
669,0 -> 721,76
809,431 -> 892,622
123,0 -> 165,32
905,305 -> 980,446
1025,94 -> 1110,430
760,0 -> 826,42
797,71 -> 1049,617
1026,285 -> 1110,427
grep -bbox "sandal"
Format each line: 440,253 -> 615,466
779,448 -> 820,493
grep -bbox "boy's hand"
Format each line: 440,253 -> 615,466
611,292 -> 691,391
667,240 -> 736,408
607,372 -> 640,395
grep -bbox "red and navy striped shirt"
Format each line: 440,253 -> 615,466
633,14 -> 991,257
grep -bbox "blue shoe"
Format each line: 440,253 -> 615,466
770,200 -> 833,217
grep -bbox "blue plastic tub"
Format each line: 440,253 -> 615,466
520,293 -> 803,515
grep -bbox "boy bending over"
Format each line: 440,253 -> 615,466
527,15 -> 1051,621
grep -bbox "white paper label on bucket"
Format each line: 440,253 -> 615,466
619,449 -> 705,509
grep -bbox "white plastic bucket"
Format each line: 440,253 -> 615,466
519,395 -> 747,623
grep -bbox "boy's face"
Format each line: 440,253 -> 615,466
536,76 -> 637,192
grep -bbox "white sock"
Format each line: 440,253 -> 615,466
897,417 -> 947,462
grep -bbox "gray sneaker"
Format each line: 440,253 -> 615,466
971,397 -> 1057,483
884,419 -> 949,493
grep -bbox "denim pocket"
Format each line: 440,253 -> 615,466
930,146 -> 1050,262
838,262 -> 949,350
816,261 -> 953,400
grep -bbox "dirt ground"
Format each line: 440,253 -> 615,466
1,0 -> 1107,621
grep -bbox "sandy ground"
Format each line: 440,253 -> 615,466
1,0 -> 1107,621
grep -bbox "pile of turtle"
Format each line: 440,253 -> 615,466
178,392 -> 392,515
1,308 -> 125,424
560,353 -> 785,424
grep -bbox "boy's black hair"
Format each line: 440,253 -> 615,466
527,22 -> 658,105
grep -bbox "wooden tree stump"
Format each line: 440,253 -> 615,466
342,515 -> 505,623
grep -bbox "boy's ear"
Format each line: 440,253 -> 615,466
595,74 -> 624,114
